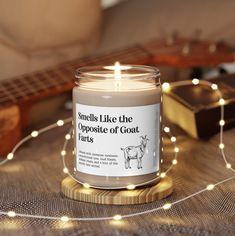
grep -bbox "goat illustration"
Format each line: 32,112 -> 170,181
121,135 -> 149,169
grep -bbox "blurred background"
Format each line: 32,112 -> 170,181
1,0 -> 235,81
1,0 -> 235,152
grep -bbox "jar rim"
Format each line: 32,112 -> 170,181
75,65 -> 160,81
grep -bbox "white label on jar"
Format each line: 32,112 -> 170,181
75,103 -> 160,177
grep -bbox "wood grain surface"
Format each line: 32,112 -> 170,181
61,176 -> 173,205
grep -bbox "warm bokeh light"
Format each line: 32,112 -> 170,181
61,150 -> 66,156
31,131 -> 39,137
162,82 -> 171,92
83,183 -> 91,189
192,78 -> 199,85
61,216 -> 69,222
163,203 -> 172,210
57,120 -> 64,126
206,184 -> 215,190
113,215 -> 122,221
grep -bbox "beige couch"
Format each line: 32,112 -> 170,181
1,0 -> 235,81
0,0 -> 101,80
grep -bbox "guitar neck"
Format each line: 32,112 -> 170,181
0,45 -> 152,108
0,38 -> 233,108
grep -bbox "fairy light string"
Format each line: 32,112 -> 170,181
0,79 -> 234,222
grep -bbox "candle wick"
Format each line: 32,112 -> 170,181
114,62 -> 121,91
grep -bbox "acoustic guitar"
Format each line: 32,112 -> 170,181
0,37 -> 234,155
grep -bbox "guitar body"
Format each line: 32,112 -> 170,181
0,105 -> 21,155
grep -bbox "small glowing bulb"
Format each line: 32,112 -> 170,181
156,172 -> 160,176
61,216 -> 69,222
219,98 -> 225,105
171,136 -> 176,142
7,211 -> 16,217
162,82 -> 171,92
172,159 -> 178,165
164,127 -> 170,133
61,150 -> 66,156
127,184 -> 135,190
211,84 -> 218,90
160,172 -> 166,178
31,131 -> 39,137
161,159 -> 164,163
219,120 -> 225,126
113,215 -> 122,221
83,183 -> 90,188
63,167 -> 69,173
219,143 -> 224,149
174,147 -> 179,153
57,120 -> 64,126
192,78 -> 199,85
206,184 -> 215,190
7,153 -> 14,160
226,163 -> 231,169
163,203 -> 172,210
65,134 -> 71,140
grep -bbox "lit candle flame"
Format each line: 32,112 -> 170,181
104,62 -> 132,91
114,62 -> 121,90
114,61 -> 121,81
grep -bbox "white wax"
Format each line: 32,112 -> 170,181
79,78 -> 156,91
73,78 -> 161,189
74,79 -> 161,107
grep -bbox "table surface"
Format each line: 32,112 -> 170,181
0,108 -> 234,236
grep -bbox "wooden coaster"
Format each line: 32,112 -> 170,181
61,176 -> 173,205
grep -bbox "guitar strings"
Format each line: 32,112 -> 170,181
0,40 -> 221,103
0,46 -> 150,102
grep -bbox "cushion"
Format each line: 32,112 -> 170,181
0,0 -> 101,80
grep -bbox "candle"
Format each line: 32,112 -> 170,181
73,63 -> 162,189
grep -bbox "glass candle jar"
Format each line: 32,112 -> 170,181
73,64 -> 162,189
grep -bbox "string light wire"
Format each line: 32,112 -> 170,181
0,79 -> 234,222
